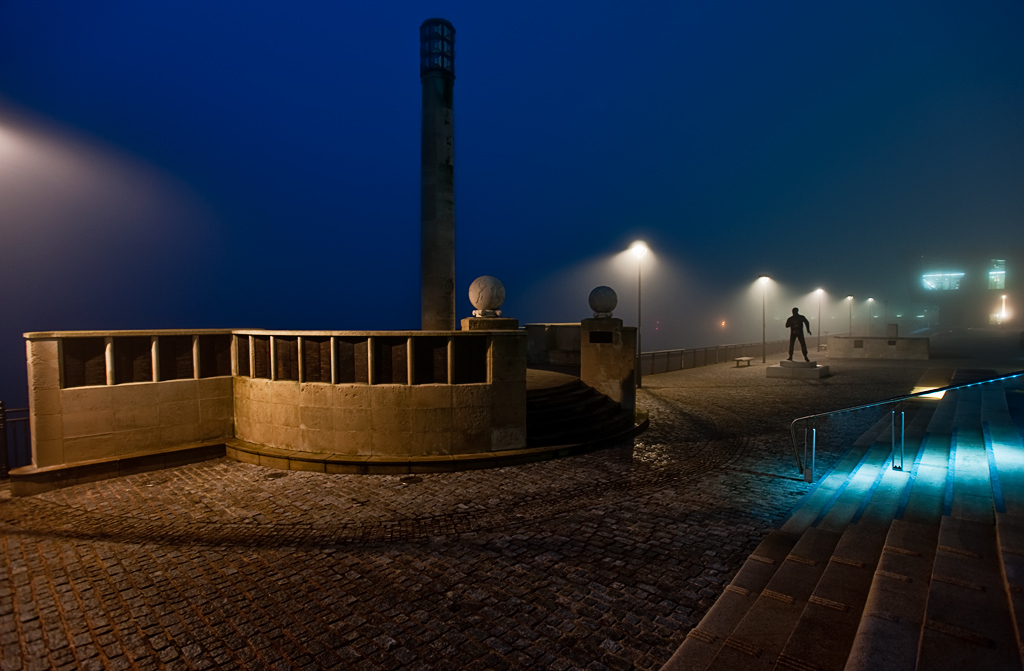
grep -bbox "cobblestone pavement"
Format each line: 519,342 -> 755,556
0,355 -> 998,670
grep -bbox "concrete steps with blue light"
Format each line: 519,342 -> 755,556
660,369 -> 1024,671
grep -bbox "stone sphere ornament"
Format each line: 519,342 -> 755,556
469,276 -> 505,317
589,286 -> 617,318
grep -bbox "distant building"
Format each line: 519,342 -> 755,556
909,249 -> 1021,328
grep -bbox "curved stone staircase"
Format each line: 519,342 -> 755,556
526,378 -> 636,448
662,369 -> 1024,671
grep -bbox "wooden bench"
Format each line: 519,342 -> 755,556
735,357 -> 754,367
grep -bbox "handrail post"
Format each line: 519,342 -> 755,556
804,424 -> 815,483
900,406 -> 905,471
891,408 -> 896,470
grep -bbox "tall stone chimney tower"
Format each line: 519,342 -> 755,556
420,18 -> 456,331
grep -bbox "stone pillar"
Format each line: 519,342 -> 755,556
580,318 -> 637,412
25,337 -> 64,468
420,18 -> 456,331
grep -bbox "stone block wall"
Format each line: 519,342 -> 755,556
525,323 -> 581,367
25,334 -> 233,469
828,335 -> 929,360
23,329 -> 528,473
231,331 -> 527,457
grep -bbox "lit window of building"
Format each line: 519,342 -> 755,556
989,259 -> 1006,290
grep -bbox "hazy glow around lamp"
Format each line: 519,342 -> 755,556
759,276 -> 769,363
631,241 -> 648,387
815,288 -> 823,352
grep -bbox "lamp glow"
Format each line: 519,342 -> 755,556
629,241 -> 648,387
758,276 -> 770,363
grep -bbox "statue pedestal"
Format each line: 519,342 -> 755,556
767,360 -> 830,378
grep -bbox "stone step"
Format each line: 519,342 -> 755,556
844,519 -> 940,671
894,388 -> 961,526
660,531 -> 798,671
661,369 -> 1024,671
947,387 -> 994,523
525,379 -> 632,447
773,521 -> 889,671
917,516 -> 1022,670
854,402 -> 938,527
527,408 -> 633,448
527,390 -> 609,423
982,384 -> 1024,515
524,378 -> 583,400
525,383 -> 594,408
814,400 -> 934,532
783,411 -> 902,535
703,527 -> 843,671
815,442 -> 900,533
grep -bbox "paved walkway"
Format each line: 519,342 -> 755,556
1,332 -> 1021,670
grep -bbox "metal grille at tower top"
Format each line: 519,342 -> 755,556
420,19 -> 455,78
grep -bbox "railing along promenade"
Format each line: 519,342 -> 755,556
1,403 -> 30,477
640,338 -> 793,375
789,370 -> 1024,483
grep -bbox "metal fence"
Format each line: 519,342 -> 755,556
640,338 -> 794,375
1,402 -> 31,478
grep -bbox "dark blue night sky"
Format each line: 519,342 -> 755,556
1,1 -> 1022,403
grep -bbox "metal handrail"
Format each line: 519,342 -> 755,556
789,369 -> 1024,482
1,404 -> 29,478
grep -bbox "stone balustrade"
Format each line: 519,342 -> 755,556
18,328 -> 526,491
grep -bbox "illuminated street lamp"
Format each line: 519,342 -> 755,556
868,298 -> 874,335
631,241 -> 648,388
816,289 -> 823,352
847,296 -> 853,335
759,276 -> 770,363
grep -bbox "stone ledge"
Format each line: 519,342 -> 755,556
8,441 -> 227,496
225,409 -> 650,475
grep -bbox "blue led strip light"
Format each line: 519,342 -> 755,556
942,428 -> 958,517
850,443 -> 895,524
982,421 -> 1006,514
894,434 -> 930,521
810,443 -> 878,528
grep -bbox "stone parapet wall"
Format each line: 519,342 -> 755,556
20,328 -> 527,475
525,323 -> 581,367
828,335 -> 929,360
25,335 -> 234,469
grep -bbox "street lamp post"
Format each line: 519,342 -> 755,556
759,276 -> 769,363
816,289 -> 823,352
631,241 -> 648,388
847,296 -> 853,335
868,298 -> 874,336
